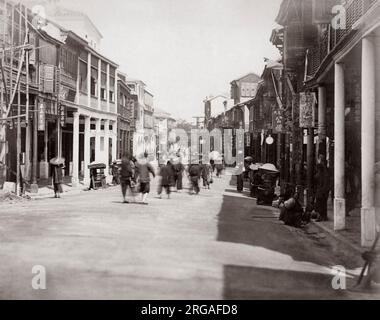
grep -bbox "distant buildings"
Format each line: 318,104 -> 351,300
0,0 -> 172,192
204,73 -> 261,159
202,0 -> 380,247
117,72 -> 136,159
272,0 -> 380,246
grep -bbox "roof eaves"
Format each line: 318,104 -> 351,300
275,0 -> 291,26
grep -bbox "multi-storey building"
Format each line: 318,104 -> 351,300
0,0 -> 119,192
22,0 -> 103,50
143,88 -> 155,161
273,0 -> 380,246
117,72 -> 136,159
0,1 -> 64,192
59,27 -> 118,186
204,95 -> 229,127
229,72 -> 261,131
126,78 -> 152,159
153,107 -> 177,164
243,60 -> 284,169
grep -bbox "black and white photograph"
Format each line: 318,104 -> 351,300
0,0 -> 380,306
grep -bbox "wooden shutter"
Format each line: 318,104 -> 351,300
43,64 -> 54,93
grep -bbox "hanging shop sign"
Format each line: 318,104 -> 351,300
38,103 -> 46,131
272,109 -> 284,133
59,86 -> 69,101
59,104 -> 66,127
299,92 -> 316,128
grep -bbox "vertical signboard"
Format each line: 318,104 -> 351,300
59,104 -> 66,127
38,103 -> 45,131
273,109 -> 284,133
299,92 -> 316,128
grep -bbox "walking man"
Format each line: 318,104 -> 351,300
158,161 -> 174,199
120,153 -> 135,203
201,162 -> 212,189
173,160 -> 185,192
314,154 -> 330,221
52,163 -> 64,198
136,152 -> 155,205
188,163 -> 201,195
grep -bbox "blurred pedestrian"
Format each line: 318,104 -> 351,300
188,163 -> 201,195
237,172 -> 244,193
120,153 -> 135,203
201,162 -> 212,189
173,160 -> 185,192
215,163 -> 223,178
135,152 -> 155,205
314,154 -> 330,221
210,159 -> 215,173
158,161 -> 174,199
250,170 -> 263,198
111,160 -> 120,185
168,160 -> 176,188
52,164 -> 64,198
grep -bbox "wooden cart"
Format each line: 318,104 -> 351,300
88,163 -> 107,190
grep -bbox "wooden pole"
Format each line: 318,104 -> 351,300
306,127 -> 315,204
0,1 -> 5,185
31,96 -> 37,188
16,78 -> 20,195
24,4 -> 30,182
16,3 -> 22,195
10,4 -> 13,106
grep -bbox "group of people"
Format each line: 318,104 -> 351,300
118,152 -> 155,205
278,154 -> 331,228
236,161 -> 278,206
117,152 -> 220,204
187,162 -> 214,195
233,154 -> 331,228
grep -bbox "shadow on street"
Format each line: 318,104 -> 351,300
217,177 -> 367,299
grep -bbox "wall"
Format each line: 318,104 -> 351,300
375,34 -> 380,217
209,97 -> 227,118
144,91 -> 154,109
53,16 -> 102,50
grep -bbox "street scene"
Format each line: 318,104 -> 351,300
0,171 -> 378,299
0,0 -> 380,300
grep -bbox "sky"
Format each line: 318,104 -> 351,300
60,0 -> 282,122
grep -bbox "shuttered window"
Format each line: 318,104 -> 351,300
79,60 -> 87,93
101,72 -> 107,100
90,67 -> 98,97
60,47 -> 78,78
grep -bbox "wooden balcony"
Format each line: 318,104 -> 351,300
307,0 -> 378,78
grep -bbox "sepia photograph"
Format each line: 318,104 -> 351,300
0,0 -> 379,307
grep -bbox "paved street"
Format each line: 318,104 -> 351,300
0,173 -> 377,300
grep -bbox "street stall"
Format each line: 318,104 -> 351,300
257,163 -> 279,205
88,162 -> 107,190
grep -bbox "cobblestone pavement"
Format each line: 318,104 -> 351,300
0,172 -> 378,299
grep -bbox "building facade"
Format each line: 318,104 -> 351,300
61,29 -> 118,186
273,0 -> 380,246
127,78 -> 154,160
117,72 -> 136,159
0,1 -> 64,192
0,0 -> 119,192
143,88 -> 155,162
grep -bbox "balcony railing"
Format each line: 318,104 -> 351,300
307,0 -> 378,78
